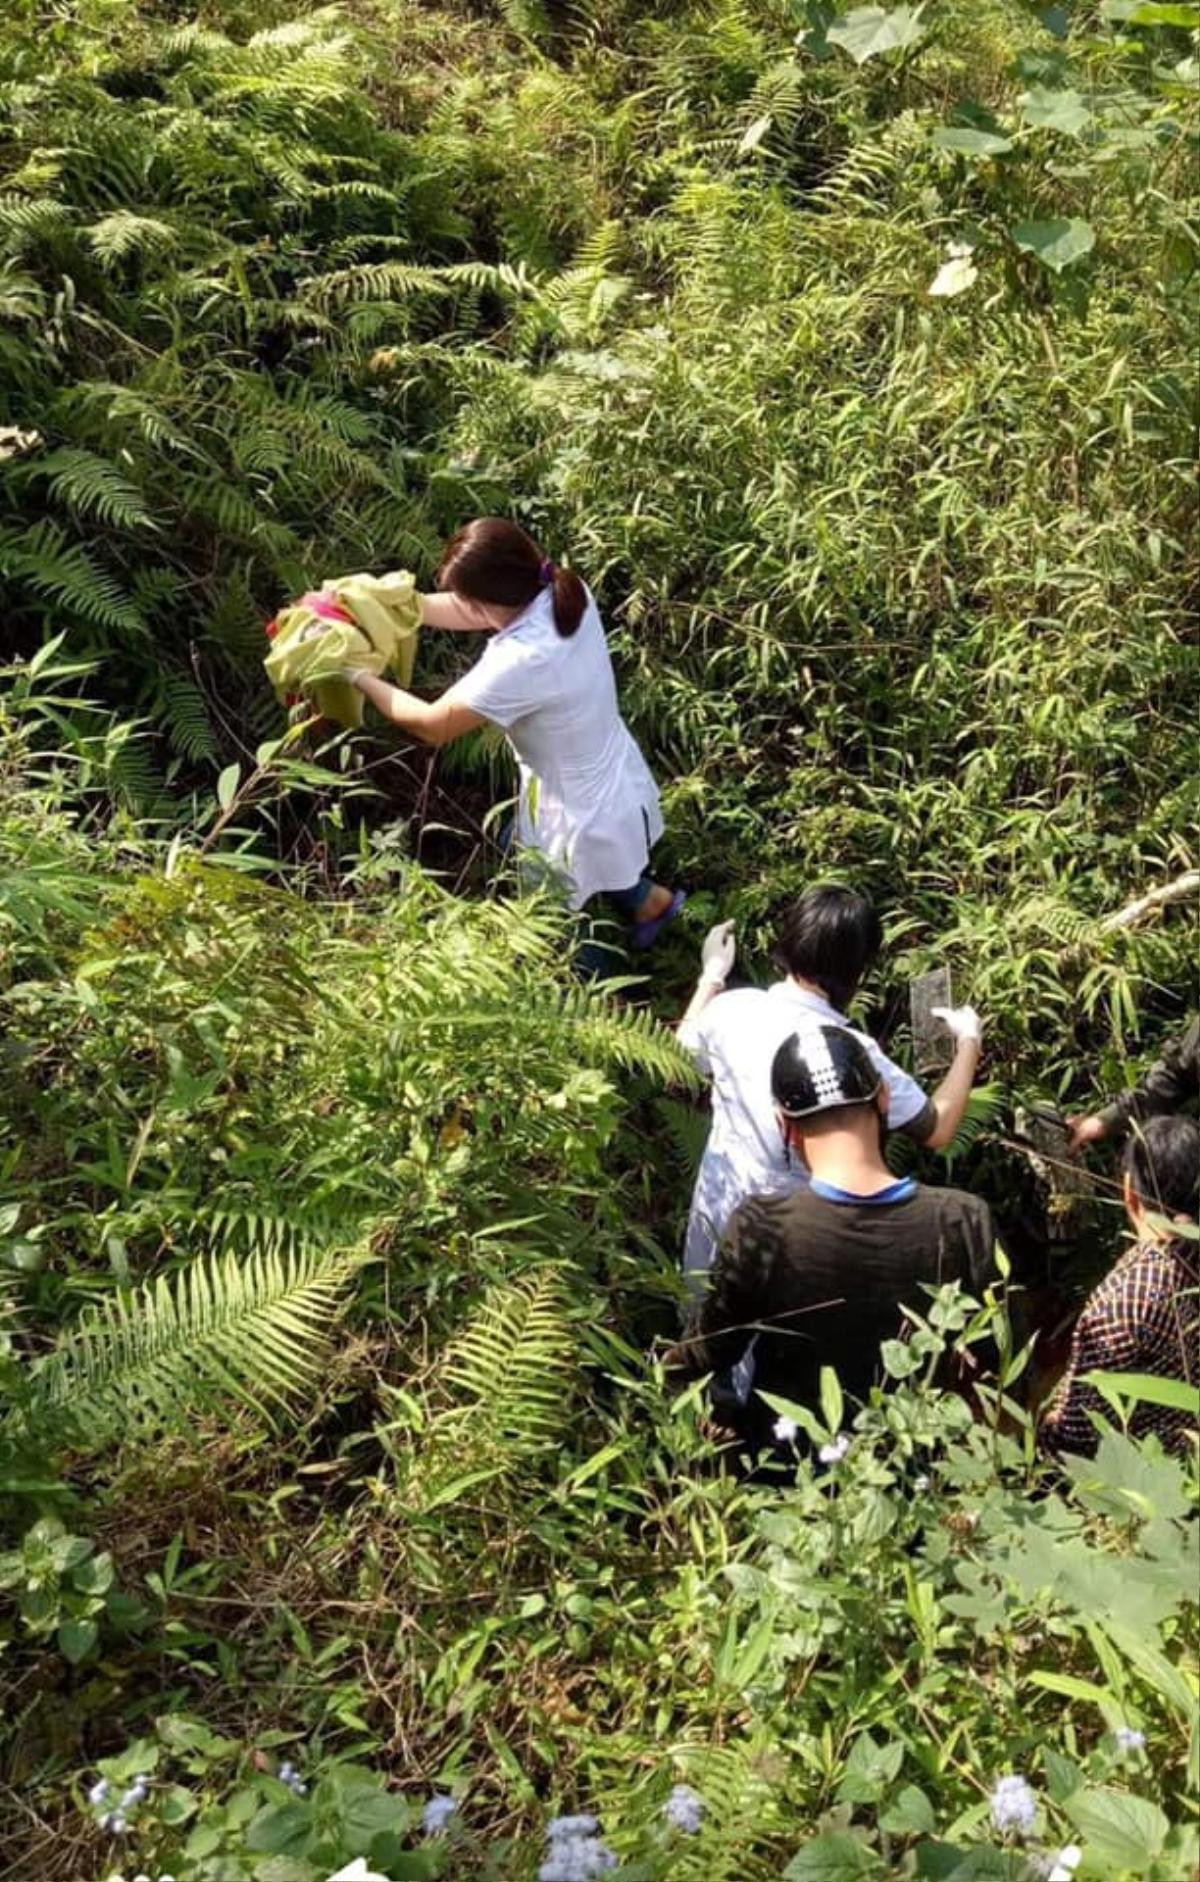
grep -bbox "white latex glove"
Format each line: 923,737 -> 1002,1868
699,920 -> 736,988
931,1004 -> 982,1044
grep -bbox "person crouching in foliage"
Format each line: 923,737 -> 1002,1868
670,1025 -> 995,1458
1066,1013 -> 1199,1158
346,518 -> 683,970
1041,1115 -> 1199,1460
676,886 -> 982,1279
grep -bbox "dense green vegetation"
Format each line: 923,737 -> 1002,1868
1,1 -> 1197,1878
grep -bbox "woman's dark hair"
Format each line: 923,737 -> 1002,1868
772,885 -> 883,1012
1124,1114 -> 1200,1221
436,517 -> 587,639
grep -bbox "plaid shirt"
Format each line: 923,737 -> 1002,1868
1042,1235 -> 1198,1458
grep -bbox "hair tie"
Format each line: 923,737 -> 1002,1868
538,558 -> 556,587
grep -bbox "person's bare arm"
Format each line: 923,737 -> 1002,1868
420,592 -> 489,632
922,1031 -> 982,1150
350,672 -> 485,747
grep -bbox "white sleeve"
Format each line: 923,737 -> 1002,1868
678,1001 -> 722,1075
869,1043 -> 932,1134
443,640 -> 544,729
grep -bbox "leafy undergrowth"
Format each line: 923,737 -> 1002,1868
2,0 -> 1198,1877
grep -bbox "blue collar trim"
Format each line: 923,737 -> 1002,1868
810,1176 -> 918,1206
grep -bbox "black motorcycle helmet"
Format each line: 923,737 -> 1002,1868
771,1024 -> 882,1120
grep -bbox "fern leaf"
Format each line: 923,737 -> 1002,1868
22,1242 -> 365,1446
85,211 -> 178,267
0,521 -> 146,637
33,447 -> 157,532
438,1267 -> 578,1458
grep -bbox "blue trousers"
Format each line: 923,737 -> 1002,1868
576,875 -> 654,981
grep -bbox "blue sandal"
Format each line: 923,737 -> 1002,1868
631,889 -> 687,951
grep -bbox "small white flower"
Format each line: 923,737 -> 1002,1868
947,241 -> 975,258
1048,1847 -> 1083,1882
538,1839 -> 618,1881
133,1873 -> 152,1882
773,1415 -> 798,1444
913,1474 -> 930,1490
989,1772 -> 1037,1836
423,1791 -> 458,1835
120,1785 -> 146,1810
1115,1726 -> 1146,1753
818,1433 -> 851,1465
664,1783 -> 704,1833
107,1813 -> 128,1836
88,1778 -> 111,1806
326,1862 -> 391,1882
278,1761 -> 295,1782
547,1815 -> 600,1840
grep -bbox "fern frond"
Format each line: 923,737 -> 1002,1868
86,211 -> 178,267
0,521 -> 146,637
657,1741 -> 783,1882
22,1242 -> 365,1445
155,669 -> 220,765
33,447 -> 157,532
654,1097 -> 711,1181
0,195 -> 74,258
0,263 -> 45,324
376,977 -> 699,1088
437,1267 -> 578,1459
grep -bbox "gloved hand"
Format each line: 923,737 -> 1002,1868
931,1004 -> 982,1044
699,919 -> 736,988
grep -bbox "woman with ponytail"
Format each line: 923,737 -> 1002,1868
348,518 -> 683,953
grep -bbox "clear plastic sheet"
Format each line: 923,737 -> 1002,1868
909,966 -> 952,1075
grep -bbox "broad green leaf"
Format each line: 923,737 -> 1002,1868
217,762 -> 240,810
1020,87 -> 1091,134
1041,1747 -> 1085,1802
1064,1785 -> 1168,1869
72,1549 -> 114,1594
879,1784 -> 937,1833
1011,218 -> 1095,272
785,1830 -> 883,1879
837,1732 -> 904,1804
1099,1619 -> 1198,1720
57,1615 -> 98,1662
246,1800 -> 312,1855
827,6 -> 926,64
1110,2 -> 1200,22
1028,1668 -> 1114,1708
932,128 -> 1013,155
819,1365 -> 843,1435
160,1783 -> 199,1825
1081,1370 -> 1200,1416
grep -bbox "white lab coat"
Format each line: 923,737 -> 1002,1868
445,588 -> 662,909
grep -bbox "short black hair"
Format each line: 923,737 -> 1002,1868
773,885 -> 883,1012
1124,1114 -> 1200,1220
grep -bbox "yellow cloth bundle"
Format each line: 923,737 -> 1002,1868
264,570 -> 422,728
